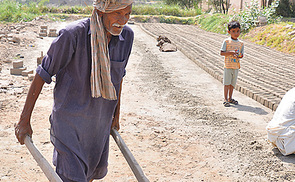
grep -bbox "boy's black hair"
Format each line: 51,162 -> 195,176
228,20 -> 240,31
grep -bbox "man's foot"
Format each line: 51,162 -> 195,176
223,101 -> 230,107
228,98 -> 238,105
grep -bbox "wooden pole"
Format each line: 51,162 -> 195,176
111,129 -> 149,182
24,136 -> 62,182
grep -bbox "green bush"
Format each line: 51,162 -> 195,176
0,0 -> 42,22
196,13 -> 231,34
231,0 -> 281,32
132,3 -> 201,17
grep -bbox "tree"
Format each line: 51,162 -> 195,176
208,0 -> 230,14
276,0 -> 294,17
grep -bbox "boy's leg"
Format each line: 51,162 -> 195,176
223,85 -> 230,107
223,68 -> 231,101
228,85 -> 234,100
224,85 -> 230,101
228,69 -> 239,105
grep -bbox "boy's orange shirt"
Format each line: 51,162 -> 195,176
221,37 -> 244,69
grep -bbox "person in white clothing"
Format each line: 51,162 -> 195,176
266,87 -> 295,155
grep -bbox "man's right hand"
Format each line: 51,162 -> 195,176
15,119 -> 33,145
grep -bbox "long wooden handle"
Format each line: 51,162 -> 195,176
111,129 -> 149,182
24,136 -> 62,182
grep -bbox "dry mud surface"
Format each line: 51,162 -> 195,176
1,19 -> 295,182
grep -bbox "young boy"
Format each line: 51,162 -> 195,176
220,20 -> 244,107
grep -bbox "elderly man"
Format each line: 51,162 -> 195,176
14,0 -> 134,181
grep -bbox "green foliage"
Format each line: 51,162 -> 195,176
164,0 -> 202,9
0,0 -> 41,22
243,22 -> 295,54
132,15 -> 197,25
38,5 -> 92,14
196,13 -> 231,34
132,3 -> 201,17
231,0 -> 281,32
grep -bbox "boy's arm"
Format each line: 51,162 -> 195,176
220,51 -> 237,57
220,39 -> 237,57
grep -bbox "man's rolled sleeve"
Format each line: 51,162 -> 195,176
36,63 -> 52,84
36,28 -> 76,85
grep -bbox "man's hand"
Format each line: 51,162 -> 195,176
15,118 -> 33,145
111,114 -> 120,131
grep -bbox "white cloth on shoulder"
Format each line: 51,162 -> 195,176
266,87 -> 295,155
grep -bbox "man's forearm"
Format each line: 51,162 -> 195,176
112,79 -> 123,130
20,73 -> 45,122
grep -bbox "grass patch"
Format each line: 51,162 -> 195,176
132,3 -> 201,17
0,0 -> 42,22
131,15 -> 196,25
242,22 -> 295,54
196,13 -> 231,34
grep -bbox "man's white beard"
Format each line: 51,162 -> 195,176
107,28 -> 123,36
106,23 -> 125,36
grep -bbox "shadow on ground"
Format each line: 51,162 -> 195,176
231,104 -> 269,115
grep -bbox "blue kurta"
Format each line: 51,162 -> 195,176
36,18 -> 134,181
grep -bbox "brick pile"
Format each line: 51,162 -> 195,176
39,25 -> 48,37
48,29 -> 58,37
39,26 -> 58,37
10,60 -> 27,75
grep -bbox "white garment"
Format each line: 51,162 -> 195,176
266,87 -> 295,155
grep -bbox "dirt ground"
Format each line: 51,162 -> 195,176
1,17 -> 295,182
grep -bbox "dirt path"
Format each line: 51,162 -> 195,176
1,20 -> 295,181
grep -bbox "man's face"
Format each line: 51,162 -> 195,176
228,27 -> 240,40
102,5 -> 132,36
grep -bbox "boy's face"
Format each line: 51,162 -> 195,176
228,27 -> 240,40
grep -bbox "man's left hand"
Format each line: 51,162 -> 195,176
111,114 -> 120,131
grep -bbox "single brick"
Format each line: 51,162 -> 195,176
48,32 -> 58,37
40,25 -> 48,30
40,29 -> 47,33
28,74 -> 34,81
10,67 -> 26,75
13,60 -> 23,68
22,69 -> 34,76
39,32 -> 47,37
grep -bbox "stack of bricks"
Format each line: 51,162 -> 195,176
39,25 -> 48,37
10,60 -> 27,75
10,60 -> 34,80
48,29 -> 58,37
